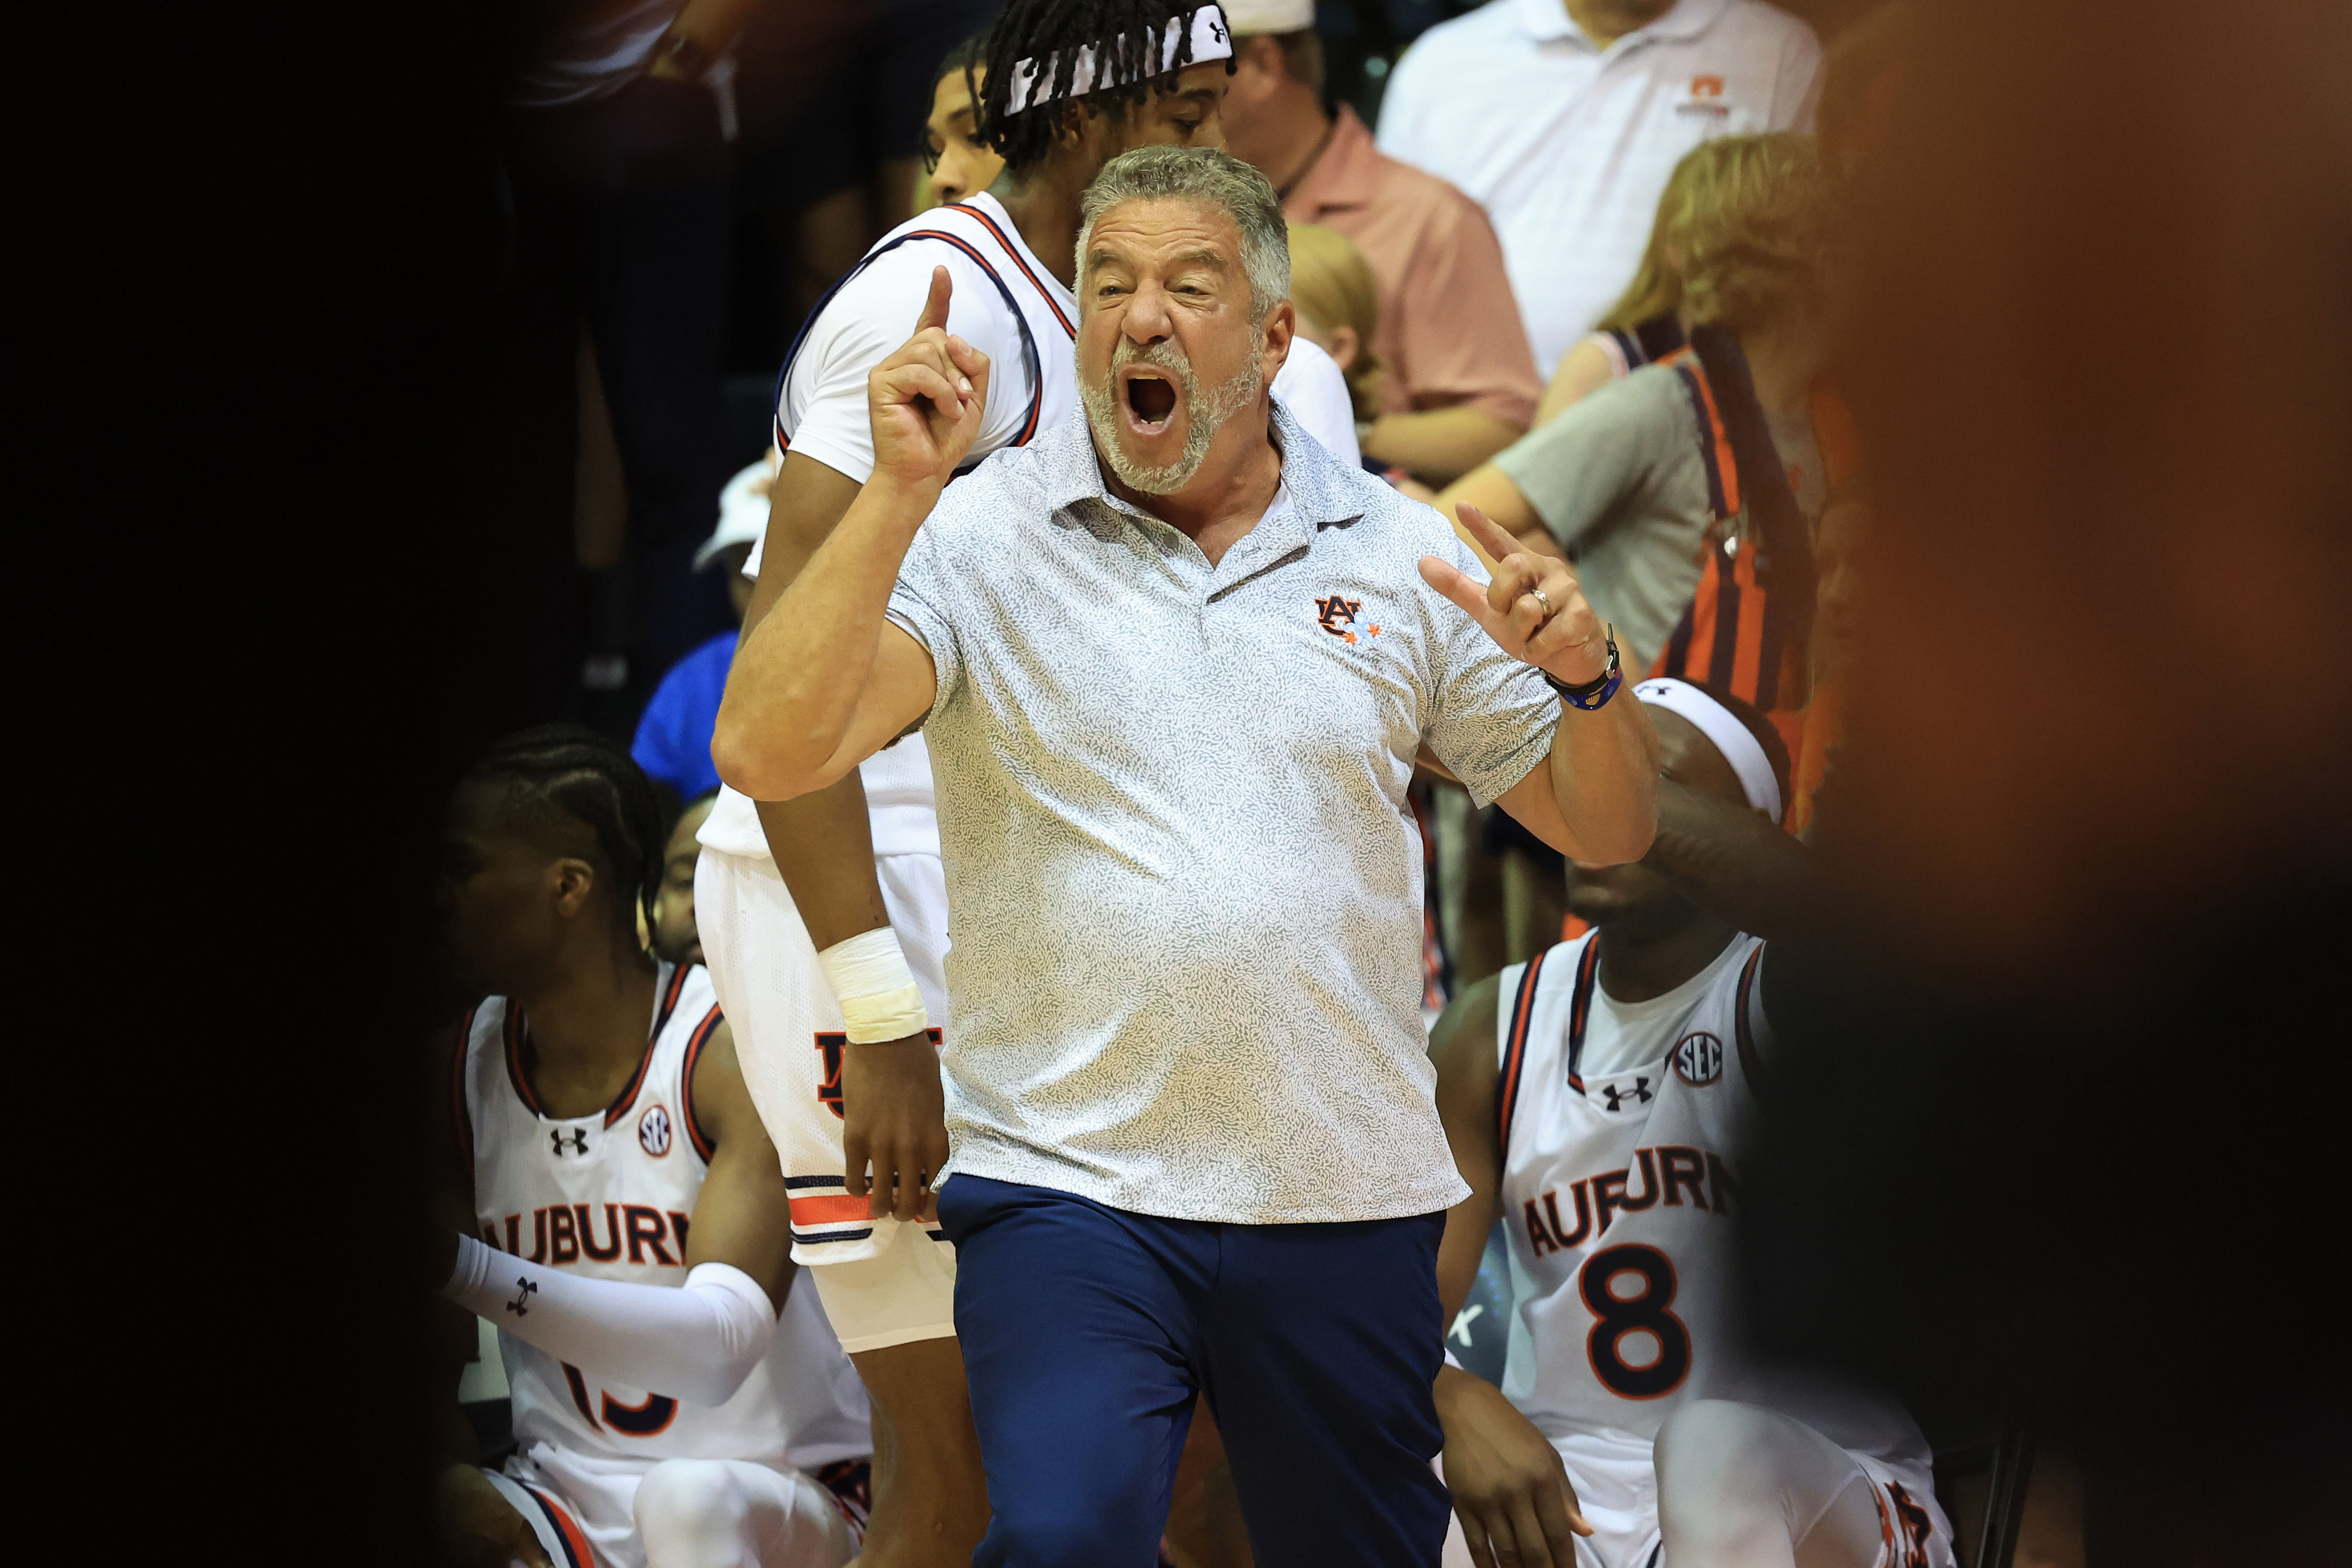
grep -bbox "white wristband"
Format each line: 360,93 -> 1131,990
816,927 -> 932,1044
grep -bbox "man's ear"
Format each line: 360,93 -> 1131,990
1260,297 -> 1296,379
548,857 -> 597,920
1327,324 -> 1360,375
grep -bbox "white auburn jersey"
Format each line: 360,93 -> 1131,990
699,193 -> 1080,869
456,962 -> 871,1475
1496,932 -> 1938,1499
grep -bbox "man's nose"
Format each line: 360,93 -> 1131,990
1122,282 -> 1174,343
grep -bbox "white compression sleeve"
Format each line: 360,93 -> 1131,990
444,1234 -> 776,1407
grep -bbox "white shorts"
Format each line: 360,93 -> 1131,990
485,1452 -> 854,1568
1439,1432 -> 1954,1568
694,846 -> 958,1345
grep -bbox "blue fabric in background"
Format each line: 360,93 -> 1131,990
630,629 -> 736,801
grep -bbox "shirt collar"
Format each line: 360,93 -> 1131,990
1040,398 -> 1363,554
1515,0 -> 1731,49
1285,104 -> 1378,214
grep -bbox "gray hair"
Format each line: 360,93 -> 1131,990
1076,146 -> 1292,319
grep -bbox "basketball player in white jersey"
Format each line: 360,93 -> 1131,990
693,6 -> 1356,1561
427,727 -> 871,1568
1426,682 -> 1954,1568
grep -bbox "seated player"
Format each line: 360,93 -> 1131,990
428,726 -> 872,1568
1428,681 -> 1954,1568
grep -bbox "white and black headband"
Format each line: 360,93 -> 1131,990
1004,4 -> 1234,114
1633,678 -> 1784,824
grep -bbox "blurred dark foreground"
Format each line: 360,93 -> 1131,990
1739,1 -> 2352,1560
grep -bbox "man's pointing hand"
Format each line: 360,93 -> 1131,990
1420,503 -> 1611,688
868,265 -> 993,496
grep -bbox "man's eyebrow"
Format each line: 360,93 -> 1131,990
1171,249 -> 1228,271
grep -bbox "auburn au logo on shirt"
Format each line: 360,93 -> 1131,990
1315,594 -> 1382,645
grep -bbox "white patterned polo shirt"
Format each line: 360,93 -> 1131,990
888,401 -> 1559,1224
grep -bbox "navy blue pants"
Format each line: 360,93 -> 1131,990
937,1174 -> 1452,1568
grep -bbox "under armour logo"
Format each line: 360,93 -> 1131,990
506,1276 -> 538,1316
549,1128 -> 589,1156
1601,1078 -> 1653,1111
1207,18 -> 1226,44
1448,1303 -> 1484,1347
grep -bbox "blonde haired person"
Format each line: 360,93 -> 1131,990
1286,221 -> 1383,426
1435,132 -> 1832,683
1532,146 -> 1708,425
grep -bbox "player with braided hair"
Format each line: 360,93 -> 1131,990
701,5 -> 1358,1563
461,725 -> 672,947
428,727 -> 874,1568
969,0 -> 1228,176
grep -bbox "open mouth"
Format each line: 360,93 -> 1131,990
1119,368 -> 1178,434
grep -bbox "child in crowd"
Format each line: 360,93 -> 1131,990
1284,221 -> 1384,436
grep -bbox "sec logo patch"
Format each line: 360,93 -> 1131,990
1671,1032 -> 1723,1086
638,1103 -> 674,1156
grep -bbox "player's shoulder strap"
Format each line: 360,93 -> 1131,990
669,963 -> 726,1163
448,1001 -> 489,1169
1496,933 -> 1603,1154
1731,938 -> 1771,1095
771,207 -> 1049,471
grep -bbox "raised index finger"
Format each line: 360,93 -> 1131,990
1454,502 -> 1536,566
1419,554 -> 1506,636
913,265 -> 953,334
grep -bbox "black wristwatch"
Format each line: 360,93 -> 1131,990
1543,626 -> 1623,711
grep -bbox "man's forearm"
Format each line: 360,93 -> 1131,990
1545,698 -> 1659,865
714,478 -> 936,798
1363,406 -> 1525,486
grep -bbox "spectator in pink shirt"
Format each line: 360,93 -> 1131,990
1219,2 -> 1543,484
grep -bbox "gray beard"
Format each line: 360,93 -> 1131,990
1079,337 -> 1265,496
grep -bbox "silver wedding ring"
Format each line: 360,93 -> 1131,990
1528,586 -> 1554,617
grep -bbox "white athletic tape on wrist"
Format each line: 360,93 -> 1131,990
1005,4 -> 1234,113
816,927 -> 932,1044
1632,677 -> 1784,824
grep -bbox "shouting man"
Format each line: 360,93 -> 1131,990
713,146 -> 1658,1566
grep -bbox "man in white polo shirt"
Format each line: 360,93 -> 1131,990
694,6 -> 1361,1561
1377,0 -> 1820,379
715,144 -> 1656,1567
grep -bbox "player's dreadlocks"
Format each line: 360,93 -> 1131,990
973,1 -> 1233,178
467,724 -> 667,944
